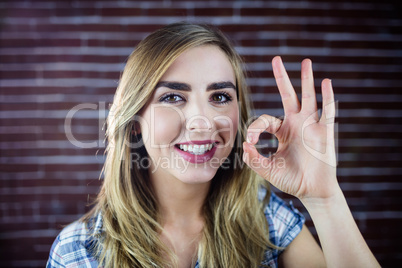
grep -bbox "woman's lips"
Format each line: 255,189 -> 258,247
174,140 -> 218,164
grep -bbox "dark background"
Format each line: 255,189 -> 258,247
1,0 -> 401,267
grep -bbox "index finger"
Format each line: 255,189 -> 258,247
247,114 -> 282,145
272,56 -> 301,115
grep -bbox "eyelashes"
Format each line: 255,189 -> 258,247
158,91 -> 233,105
209,92 -> 232,104
158,93 -> 185,103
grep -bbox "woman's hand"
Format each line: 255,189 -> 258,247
243,56 -> 381,268
243,56 -> 338,202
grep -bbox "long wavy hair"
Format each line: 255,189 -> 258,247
83,22 -> 273,267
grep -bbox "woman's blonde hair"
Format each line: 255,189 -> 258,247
84,22 -> 273,267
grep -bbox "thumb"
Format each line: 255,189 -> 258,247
242,142 -> 273,181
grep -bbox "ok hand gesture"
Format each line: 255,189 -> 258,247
243,56 -> 338,202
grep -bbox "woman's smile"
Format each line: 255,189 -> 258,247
174,140 -> 219,163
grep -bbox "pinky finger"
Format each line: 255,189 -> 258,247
320,79 -> 335,123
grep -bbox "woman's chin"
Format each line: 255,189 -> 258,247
172,165 -> 219,185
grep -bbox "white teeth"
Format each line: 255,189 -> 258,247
178,143 -> 214,155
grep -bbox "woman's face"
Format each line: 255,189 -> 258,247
139,45 -> 239,185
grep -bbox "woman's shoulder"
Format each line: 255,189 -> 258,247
46,212 -> 102,267
260,188 -> 305,248
57,211 -> 102,244
57,219 -> 89,241
258,188 -> 306,267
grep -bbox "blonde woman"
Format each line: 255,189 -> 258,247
47,22 -> 379,268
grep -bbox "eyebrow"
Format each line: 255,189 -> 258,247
207,81 -> 236,91
155,81 -> 191,91
155,81 -> 236,92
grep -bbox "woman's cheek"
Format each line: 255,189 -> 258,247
150,105 -> 183,147
228,108 -> 239,146
213,106 -> 239,149
231,108 -> 239,141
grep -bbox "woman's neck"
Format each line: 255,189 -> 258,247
150,171 -> 208,267
149,171 -> 211,226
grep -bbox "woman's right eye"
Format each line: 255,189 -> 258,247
159,93 -> 185,104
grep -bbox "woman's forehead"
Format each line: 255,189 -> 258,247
159,45 -> 236,85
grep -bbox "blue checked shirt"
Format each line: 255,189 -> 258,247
47,191 -> 304,268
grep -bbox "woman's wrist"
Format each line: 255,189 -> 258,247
299,181 -> 346,216
298,179 -> 381,268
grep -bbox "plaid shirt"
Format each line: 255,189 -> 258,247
46,191 -> 304,268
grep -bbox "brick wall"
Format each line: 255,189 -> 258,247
1,0 -> 401,267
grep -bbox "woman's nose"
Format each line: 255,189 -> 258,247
186,115 -> 213,132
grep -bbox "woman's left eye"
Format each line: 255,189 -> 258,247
210,92 -> 232,104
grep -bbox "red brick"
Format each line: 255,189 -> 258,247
240,38 -> 281,47
43,164 -> 103,172
53,8 -> 98,17
6,8 -> 52,18
193,8 -> 233,16
39,202 -> 79,216
100,8 -> 142,17
146,8 -> 188,16
103,39 -> 139,48
0,164 -> 39,173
